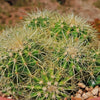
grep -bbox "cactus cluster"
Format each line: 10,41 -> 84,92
0,10 -> 99,100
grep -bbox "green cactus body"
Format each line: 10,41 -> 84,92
25,66 -> 75,100
28,16 -> 49,29
27,11 -> 95,45
0,10 -> 99,100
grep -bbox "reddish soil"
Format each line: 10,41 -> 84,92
0,0 -> 100,27
0,97 -> 13,100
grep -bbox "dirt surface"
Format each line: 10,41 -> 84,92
65,0 -> 100,21
0,0 -> 100,30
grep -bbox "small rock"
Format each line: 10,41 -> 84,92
91,87 -> 99,96
78,83 -> 86,88
2,94 -> 6,97
88,87 -> 93,91
64,97 -> 67,100
78,89 -> 83,94
75,93 -> 82,98
7,97 -> 12,99
85,87 -> 89,91
86,92 -> 93,97
82,93 -> 89,99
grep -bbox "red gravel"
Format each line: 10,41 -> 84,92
90,97 -> 100,100
0,97 -> 13,100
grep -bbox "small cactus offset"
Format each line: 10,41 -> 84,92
0,10 -> 99,100
26,11 -> 96,43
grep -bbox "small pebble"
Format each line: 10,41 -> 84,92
75,93 -> 81,98
78,83 -> 86,88
78,89 -> 83,94
86,92 -> 93,97
85,87 -> 89,91
88,87 -> 93,91
2,94 -> 6,97
64,97 -> 67,100
7,97 -> 12,99
91,87 -> 98,96
82,93 -> 89,99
